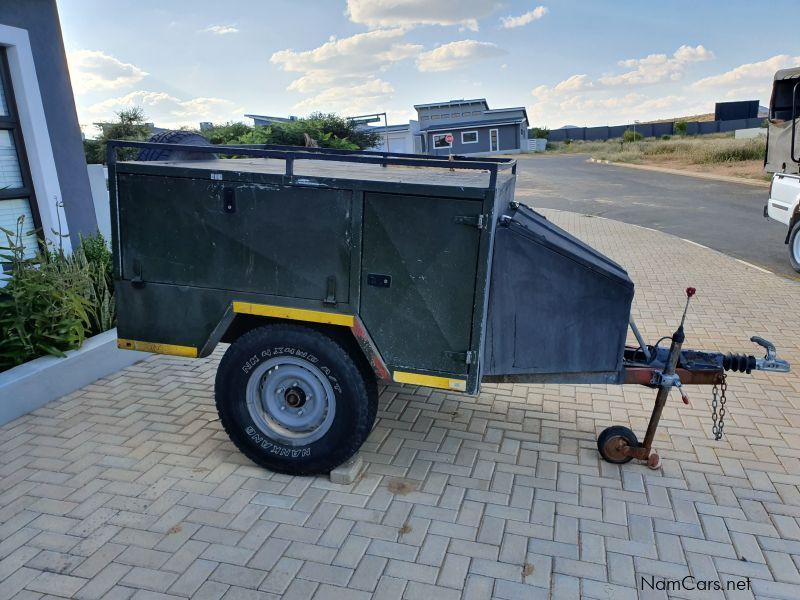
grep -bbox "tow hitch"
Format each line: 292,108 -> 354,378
598,287 -> 791,469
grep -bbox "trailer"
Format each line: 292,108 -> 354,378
109,136 -> 790,475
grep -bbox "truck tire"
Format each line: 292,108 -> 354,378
136,130 -> 216,162
215,323 -> 377,475
790,221 -> 800,273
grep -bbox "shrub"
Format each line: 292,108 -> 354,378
80,232 -> 115,336
0,222 -> 118,371
675,121 -> 688,136
0,217 -> 92,370
529,127 -> 550,139
623,129 -> 643,142
661,135 -> 671,141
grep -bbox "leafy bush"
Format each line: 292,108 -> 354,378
0,218 -> 92,370
529,127 -> 550,139
199,112 -> 381,150
84,107 -> 153,164
661,135 -> 671,141
675,121 -> 688,136
623,129 -> 643,142
80,232 -> 115,336
0,222 -> 116,371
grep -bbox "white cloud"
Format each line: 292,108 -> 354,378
271,29 -> 422,116
67,50 -> 148,95
599,44 -> 714,86
201,24 -> 239,35
82,90 -> 239,130
501,6 -> 547,29
271,29 -> 421,86
416,40 -> 506,72
692,54 -> 800,93
346,0 -> 507,31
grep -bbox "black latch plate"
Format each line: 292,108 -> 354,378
367,273 -> 392,288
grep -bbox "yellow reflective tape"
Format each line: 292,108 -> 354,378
232,301 -> 354,327
117,338 -> 198,358
393,370 -> 467,392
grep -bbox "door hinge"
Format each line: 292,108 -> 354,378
444,350 -> 476,364
454,213 -> 487,229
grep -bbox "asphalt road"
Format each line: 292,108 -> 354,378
513,154 -> 798,280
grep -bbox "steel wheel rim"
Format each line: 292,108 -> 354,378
245,356 -> 335,446
603,435 -> 630,462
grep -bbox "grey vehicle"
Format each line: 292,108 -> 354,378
109,135 -> 790,475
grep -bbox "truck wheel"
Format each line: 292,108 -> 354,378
789,221 -> 800,273
215,323 -> 377,475
136,130 -> 216,162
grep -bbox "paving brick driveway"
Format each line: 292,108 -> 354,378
1,210 -> 799,600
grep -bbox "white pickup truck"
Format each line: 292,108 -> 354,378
765,173 -> 800,271
764,67 -> 800,272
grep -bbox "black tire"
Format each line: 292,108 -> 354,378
137,130 -> 216,162
215,323 -> 377,475
597,425 -> 639,464
789,221 -> 800,273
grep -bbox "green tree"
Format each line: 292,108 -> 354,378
623,129 -> 643,142
675,121 -> 688,136
84,107 -> 152,164
529,127 -> 550,139
199,113 -> 382,151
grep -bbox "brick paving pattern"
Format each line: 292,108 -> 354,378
1,210 -> 799,599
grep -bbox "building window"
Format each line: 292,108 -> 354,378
422,115 -> 430,120
432,133 -> 452,149
0,48 -> 38,266
441,114 -> 449,118
461,131 -> 478,144
451,112 -> 460,118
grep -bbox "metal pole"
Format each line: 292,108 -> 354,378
383,112 -> 389,153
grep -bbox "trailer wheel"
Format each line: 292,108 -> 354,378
215,323 -> 376,475
136,130 -> 216,162
789,221 -> 800,273
597,426 -> 638,464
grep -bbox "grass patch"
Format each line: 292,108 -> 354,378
547,134 -> 766,166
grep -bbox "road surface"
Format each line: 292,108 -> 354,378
513,154 -> 797,280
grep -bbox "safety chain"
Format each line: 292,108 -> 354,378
711,372 -> 728,441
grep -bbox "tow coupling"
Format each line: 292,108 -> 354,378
598,287 -> 790,469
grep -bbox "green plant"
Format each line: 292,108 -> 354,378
200,112 -> 381,151
529,127 -> 550,139
85,107 -> 153,164
623,129 -> 643,142
0,217 -> 93,370
675,121 -> 688,136
79,232 -> 115,336
661,134 -> 671,141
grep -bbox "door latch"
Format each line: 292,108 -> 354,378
454,214 -> 487,229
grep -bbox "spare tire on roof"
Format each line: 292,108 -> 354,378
136,130 -> 217,161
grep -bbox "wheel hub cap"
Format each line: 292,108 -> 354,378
245,357 -> 336,446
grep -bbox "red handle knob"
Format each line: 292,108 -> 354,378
686,287 -> 696,298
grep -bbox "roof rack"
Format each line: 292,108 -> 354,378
107,140 -> 517,189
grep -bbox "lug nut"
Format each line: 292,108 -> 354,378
297,409 -> 304,416
276,387 -> 284,395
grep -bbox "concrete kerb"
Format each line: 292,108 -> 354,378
588,158 -> 770,187
0,328 -> 149,426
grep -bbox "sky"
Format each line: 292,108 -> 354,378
58,0 -> 800,137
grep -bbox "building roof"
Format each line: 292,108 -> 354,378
413,98 -> 489,110
421,117 -> 526,133
244,114 -> 297,123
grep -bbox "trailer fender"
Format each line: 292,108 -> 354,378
210,302 -> 392,384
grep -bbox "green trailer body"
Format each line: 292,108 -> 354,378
108,138 -> 789,475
